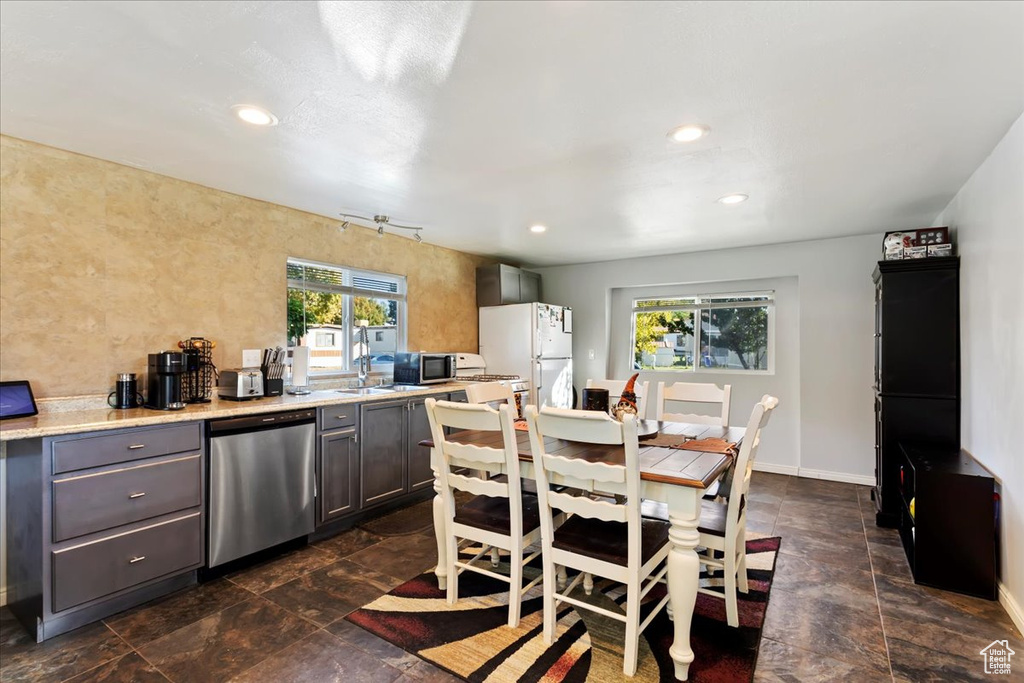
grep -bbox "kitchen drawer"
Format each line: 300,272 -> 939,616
52,423 -> 201,474
52,512 -> 202,613
319,404 -> 357,432
52,454 -> 202,542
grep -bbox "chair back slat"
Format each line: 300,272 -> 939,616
447,472 -> 508,498
465,382 -> 516,407
586,379 -> 650,417
541,452 -> 627,485
431,400 -> 505,432
656,382 -> 731,427
549,490 -> 627,523
535,407 -> 625,444
442,441 -> 508,468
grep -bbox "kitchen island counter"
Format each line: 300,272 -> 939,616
0,384 -> 465,441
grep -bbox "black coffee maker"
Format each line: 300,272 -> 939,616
146,351 -> 187,410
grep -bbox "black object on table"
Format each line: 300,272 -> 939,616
898,444 -> 997,600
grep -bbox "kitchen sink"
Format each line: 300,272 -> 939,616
387,385 -> 431,392
335,387 -> 396,396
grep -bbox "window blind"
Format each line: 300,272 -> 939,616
287,258 -> 406,301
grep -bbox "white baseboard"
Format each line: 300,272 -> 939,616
753,462 -> 874,486
797,467 -> 875,487
752,462 -> 799,476
1000,583 -> 1024,636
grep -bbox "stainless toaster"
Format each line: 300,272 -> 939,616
218,368 -> 264,400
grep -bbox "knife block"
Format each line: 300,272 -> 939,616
260,366 -> 284,397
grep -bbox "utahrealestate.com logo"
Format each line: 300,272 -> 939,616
980,640 -> 1015,675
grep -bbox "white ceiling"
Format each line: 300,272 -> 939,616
1,1 -> 1022,266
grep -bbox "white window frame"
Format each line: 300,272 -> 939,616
630,291 -> 775,375
287,257 -> 407,376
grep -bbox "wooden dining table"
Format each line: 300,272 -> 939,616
421,419 -> 746,681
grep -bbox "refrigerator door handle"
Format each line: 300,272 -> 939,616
534,360 -> 542,391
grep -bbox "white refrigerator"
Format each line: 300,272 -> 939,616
479,303 -> 573,409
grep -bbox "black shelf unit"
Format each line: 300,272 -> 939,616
898,444 -> 997,600
872,256 -> 960,528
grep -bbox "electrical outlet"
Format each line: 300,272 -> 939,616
242,349 -> 262,367
588,349 -> 596,360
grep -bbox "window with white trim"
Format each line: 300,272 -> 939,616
630,292 -> 773,373
287,258 -> 406,374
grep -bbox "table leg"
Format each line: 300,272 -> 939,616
666,488 -> 702,681
431,448 -> 448,591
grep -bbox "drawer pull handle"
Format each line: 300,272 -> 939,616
262,417 -> 275,422
129,556 -> 146,564
335,414 -> 348,419
128,444 -> 146,450
128,492 -> 147,499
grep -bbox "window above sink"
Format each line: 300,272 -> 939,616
286,258 -> 407,377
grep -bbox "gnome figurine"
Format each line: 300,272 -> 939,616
613,373 -> 640,422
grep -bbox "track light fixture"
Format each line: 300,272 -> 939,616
338,213 -> 426,242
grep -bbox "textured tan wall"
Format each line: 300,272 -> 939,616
0,135 -> 489,398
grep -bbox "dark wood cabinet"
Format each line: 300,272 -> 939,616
407,398 -> 436,492
898,445 -> 997,599
5,424 -> 204,641
477,264 -> 541,306
359,399 -> 409,509
872,257 -> 959,527
319,429 -> 358,524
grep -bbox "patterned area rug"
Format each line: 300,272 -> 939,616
347,536 -> 780,682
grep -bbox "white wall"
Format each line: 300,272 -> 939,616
536,233 -> 880,483
935,112 -> 1024,632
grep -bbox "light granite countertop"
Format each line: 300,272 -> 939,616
0,383 -> 467,441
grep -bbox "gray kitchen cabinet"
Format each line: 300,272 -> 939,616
4,422 -> 205,642
318,428 -> 358,524
316,405 -> 360,528
407,397 -> 437,491
359,399 -> 408,509
519,269 -> 540,303
477,264 -> 541,306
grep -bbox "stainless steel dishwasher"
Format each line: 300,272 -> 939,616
207,409 -> 316,567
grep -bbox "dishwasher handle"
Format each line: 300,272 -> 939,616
208,409 -> 316,434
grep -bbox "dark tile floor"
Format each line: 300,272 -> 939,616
1,473 -> 1020,682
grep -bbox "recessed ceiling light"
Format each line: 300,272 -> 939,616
232,104 -> 278,126
668,124 -> 709,143
717,193 -> 749,205
530,224 -> 547,233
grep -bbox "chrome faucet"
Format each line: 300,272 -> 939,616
357,324 -> 371,387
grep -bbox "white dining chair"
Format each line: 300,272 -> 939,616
525,405 -> 671,676
465,381 -> 517,408
586,378 -> 650,418
425,397 -> 545,628
655,381 -> 732,427
644,394 -> 778,627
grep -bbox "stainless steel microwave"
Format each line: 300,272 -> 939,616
393,353 -> 456,385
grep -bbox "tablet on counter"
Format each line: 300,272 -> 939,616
0,380 -> 39,420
